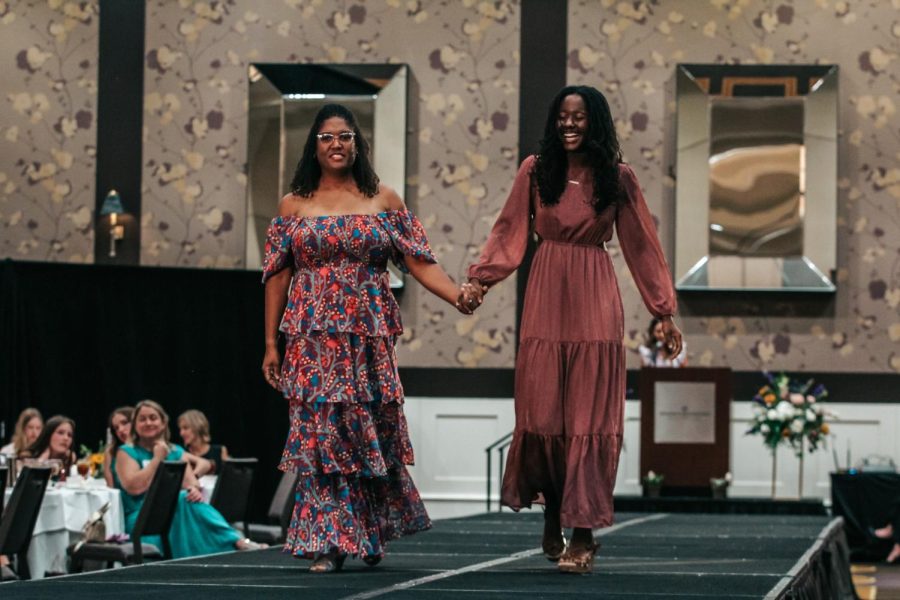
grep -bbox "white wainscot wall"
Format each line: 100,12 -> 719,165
405,398 -> 894,520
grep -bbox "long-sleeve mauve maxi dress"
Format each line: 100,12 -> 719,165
468,156 -> 676,529
263,209 -> 433,559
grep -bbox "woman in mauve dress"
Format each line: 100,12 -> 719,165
261,104 -> 474,574
464,85 -> 682,574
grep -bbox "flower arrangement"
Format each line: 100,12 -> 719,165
746,372 -> 833,456
710,472 -> 732,499
78,442 -> 106,478
642,470 -> 664,486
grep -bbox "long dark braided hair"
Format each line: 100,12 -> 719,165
289,103 -> 379,198
532,86 -> 623,214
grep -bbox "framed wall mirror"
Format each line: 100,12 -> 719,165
245,63 -> 415,288
674,64 -> 838,292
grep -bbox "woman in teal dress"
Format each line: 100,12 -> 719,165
115,399 -> 262,558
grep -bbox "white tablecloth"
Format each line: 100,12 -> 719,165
3,479 -> 125,579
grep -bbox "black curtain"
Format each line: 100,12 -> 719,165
0,259 -> 285,521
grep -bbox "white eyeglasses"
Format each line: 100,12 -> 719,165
316,131 -> 355,144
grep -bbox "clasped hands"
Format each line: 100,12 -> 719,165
454,278 -> 488,315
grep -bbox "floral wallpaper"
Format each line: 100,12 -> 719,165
4,1 -> 897,372
141,0 -> 520,367
569,0 -> 900,373
0,0 -> 98,262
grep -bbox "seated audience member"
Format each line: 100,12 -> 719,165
21,415 -> 77,476
1,408 -> 43,457
115,400 -> 263,557
639,317 -> 688,367
874,522 -> 900,563
104,406 -> 134,488
0,409 -> 41,580
178,409 -> 229,475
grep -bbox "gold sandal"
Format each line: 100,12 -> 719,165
309,551 -> 347,574
558,541 -> 599,574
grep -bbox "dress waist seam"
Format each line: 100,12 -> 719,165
539,239 -> 608,251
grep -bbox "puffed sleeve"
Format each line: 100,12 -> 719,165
261,217 -> 294,283
467,155 -> 535,286
378,209 -> 437,273
616,164 -> 677,318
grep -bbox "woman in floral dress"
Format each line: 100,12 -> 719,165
261,104 -> 473,573
463,86 -> 683,573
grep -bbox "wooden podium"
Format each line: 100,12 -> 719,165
638,367 -> 732,496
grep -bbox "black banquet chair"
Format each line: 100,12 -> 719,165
68,461 -> 186,571
210,458 -> 258,537
0,466 -> 52,580
0,465 -> 7,520
243,470 -> 299,545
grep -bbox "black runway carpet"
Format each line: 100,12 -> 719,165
1,511 -> 836,599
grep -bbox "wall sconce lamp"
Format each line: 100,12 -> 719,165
100,189 -> 125,258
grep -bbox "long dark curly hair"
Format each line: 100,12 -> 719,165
533,85 -> 623,214
289,103 -> 379,197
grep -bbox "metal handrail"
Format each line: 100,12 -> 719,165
484,431 -> 514,512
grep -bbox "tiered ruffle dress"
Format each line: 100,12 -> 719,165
262,209 -> 433,559
469,156 -> 676,529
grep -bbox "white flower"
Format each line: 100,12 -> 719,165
761,424 -> 771,434
790,420 -> 804,433
806,409 -> 817,421
776,401 -> 794,420
767,409 -> 778,420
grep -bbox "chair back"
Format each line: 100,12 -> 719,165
269,470 -> 299,529
132,461 -> 186,558
0,466 -> 51,556
210,458 -> 258,524
0,465 -> 7,523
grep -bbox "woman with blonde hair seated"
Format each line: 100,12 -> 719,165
177,409 -> 229,475
1,408 -> 43,457
115,400 -> 263,557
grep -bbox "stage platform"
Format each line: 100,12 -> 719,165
2,511 -> 852,599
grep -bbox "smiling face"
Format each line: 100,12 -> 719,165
178,419 -> 196,447
24,416 -> 43,445
49,422 -> 73,456
111,413 -> 132,444
558,94 -> 588,152
653,321 -> 666,343
316,117 -> 356,173
134,406 -> 166,443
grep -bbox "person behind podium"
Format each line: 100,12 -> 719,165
462,85 -> 683,573
639,316 -> 687,367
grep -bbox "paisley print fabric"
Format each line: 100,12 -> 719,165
262,209 -> 434,560
262,210 -> 437,337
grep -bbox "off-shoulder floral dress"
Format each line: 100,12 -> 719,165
262,209 -> 433,560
